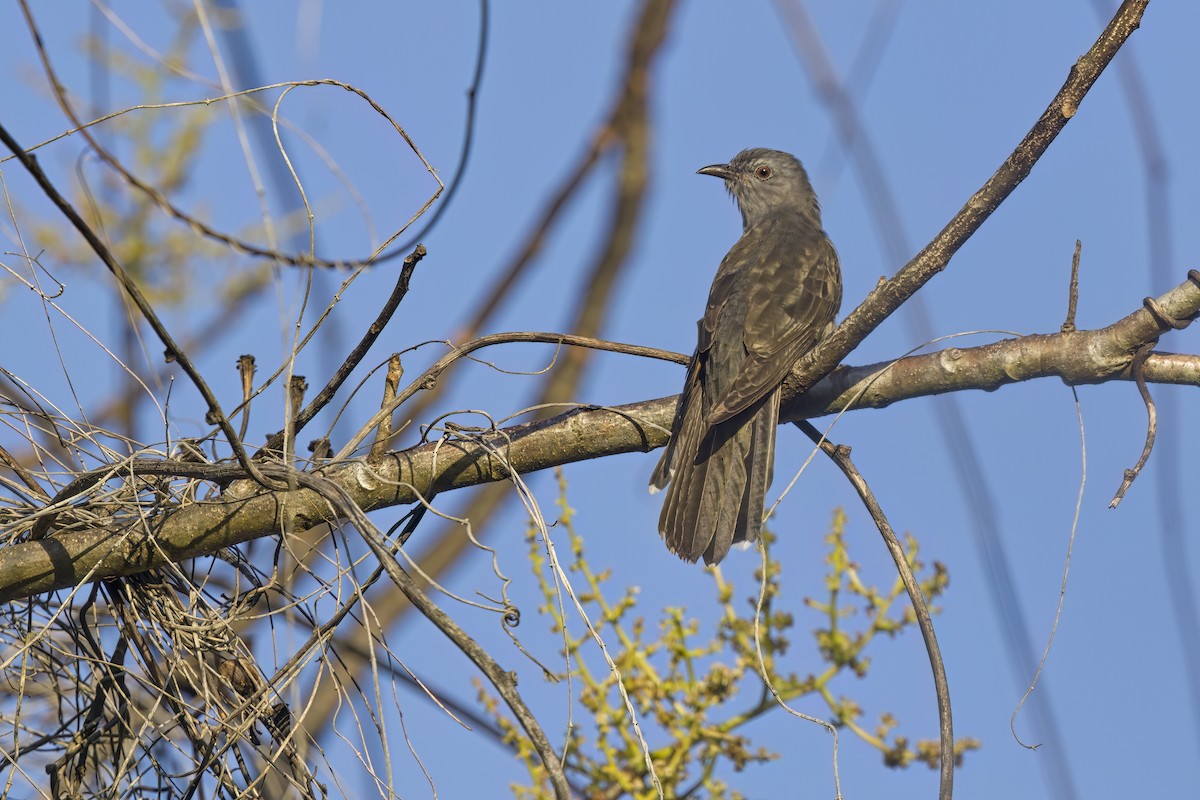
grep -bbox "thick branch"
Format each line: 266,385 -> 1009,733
1,272 -> 1196,602
787,270 -> 1200,418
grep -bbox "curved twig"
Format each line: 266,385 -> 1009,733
18,0 -> 440,268
1108,343 -> 1158,508
390,0 -> 490,257
795,421 -> 954,800
1011,389 -> 1088,747
336,331 -> 686,459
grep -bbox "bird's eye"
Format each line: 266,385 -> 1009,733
755,165 -> 773,180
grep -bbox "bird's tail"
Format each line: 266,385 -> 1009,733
651,389 -> 778,565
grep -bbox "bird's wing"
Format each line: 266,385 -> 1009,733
708,214 -> 841,424
651,250 -> 745,492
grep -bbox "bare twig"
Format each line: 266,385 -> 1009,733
1107,273 -> 1199,508
391,0 -> 490,256
750,542 -> 843,799
0,443 -> 50,501
1109,343 -> 1158,508
236,354 -> 256,442
372,355 -> 405,456
262,244 -> 428,457
1012,389 -> 1088,747
283,375 -> 308,463
795,421 -> 954,800
1062,240 -> 1082,333
337,330 -> 686,459
19,0 -> 440,268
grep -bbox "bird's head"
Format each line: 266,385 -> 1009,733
697,148 -> 820,230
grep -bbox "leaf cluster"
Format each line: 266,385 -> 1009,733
480,479 -> 976,798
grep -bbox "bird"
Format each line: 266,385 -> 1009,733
649,148 -> 842,565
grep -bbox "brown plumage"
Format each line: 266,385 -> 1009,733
650,148 -> 842,564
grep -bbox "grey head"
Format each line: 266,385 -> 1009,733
697,148 -> 821,231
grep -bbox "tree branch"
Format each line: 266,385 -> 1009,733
784,269 -> 1199,419
786,0 -> 1150,394
2,270 -> 1196,602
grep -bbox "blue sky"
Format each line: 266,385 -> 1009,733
2,1 -> 1198,798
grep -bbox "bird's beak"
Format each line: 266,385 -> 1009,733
697,163 -> 736,181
